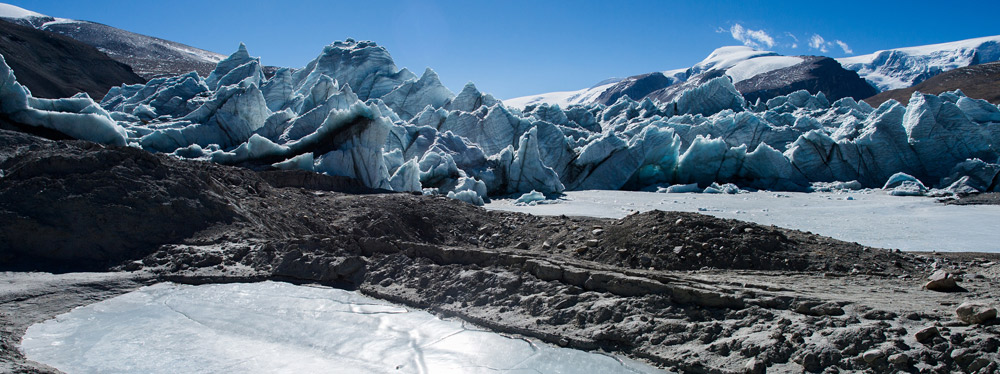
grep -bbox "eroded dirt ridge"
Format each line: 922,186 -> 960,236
2,131 -> 999,373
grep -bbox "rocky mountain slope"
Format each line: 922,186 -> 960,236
2,129 -> 999,373
864,61 -> 1000,106
0,19 -> 144,99
505,46 -> 876,107
0,2 -> 225,79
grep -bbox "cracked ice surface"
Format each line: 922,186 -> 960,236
22,281 -> 663,374
486,190 -> 1000,253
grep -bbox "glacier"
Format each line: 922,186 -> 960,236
838,35 -> 1000,91
22,282 -> 663,374
1,39 -> 999,206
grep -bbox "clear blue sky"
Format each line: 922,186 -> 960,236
10,0 -> 1000,99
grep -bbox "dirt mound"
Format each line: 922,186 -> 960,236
593,210 -> 915,274
0,131 -> 253,269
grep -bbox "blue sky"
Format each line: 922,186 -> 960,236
10,1 -> 1000,99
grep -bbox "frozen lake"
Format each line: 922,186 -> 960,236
22,282 -> 663,374
487,191 -> 1000,253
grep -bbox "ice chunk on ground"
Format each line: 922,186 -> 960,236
664,183 -> 702,193
514,190 -> 546,205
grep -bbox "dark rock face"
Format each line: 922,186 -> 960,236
0,19 -> 145,99
596,72 -> 675,105
864,61 -> 1000,106
736,56 -> 878,104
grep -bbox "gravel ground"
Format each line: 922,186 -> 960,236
3,130 -> 1000,373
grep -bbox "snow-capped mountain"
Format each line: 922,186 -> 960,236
505,46 -> 870,108
509,36 -> 1000,109
502,80 -> 619,109
0,2 -> 225,79
838,35 -> 1000,91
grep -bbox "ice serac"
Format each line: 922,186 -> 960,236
674,76 -> 745,116
381,68 -> 455,120
0,54 -> 127,145
5,37 -> 1000,204
206,43 -> 258,90
498,127 -> 565,195
446,82 -> 499,113
290,39 -> 416,101
902,92 -> 992,181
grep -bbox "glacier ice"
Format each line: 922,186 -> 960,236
838,35 -> 1000,91
0,54 -> 127,145
2,39 -> 1000,205
23,282 -> 662,374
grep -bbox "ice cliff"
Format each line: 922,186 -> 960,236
2,40 -> 999,205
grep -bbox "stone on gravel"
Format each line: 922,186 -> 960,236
955,302 -> 997,325
744,357 -> 765,374
924,270 -> 961,292
888,353 -> 909,365
915,325 -> 939,343
862,348 -> 884,363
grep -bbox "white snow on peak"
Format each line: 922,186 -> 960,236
507,46 -> 803,108
0,2 -> 46,18
838,35 -> 1000,91
682,46 -> 804,83
503,82 -> 616,109
39,17 -> 81,28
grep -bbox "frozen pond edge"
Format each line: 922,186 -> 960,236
22,281 -> 666,374
486,190 -> 1000,253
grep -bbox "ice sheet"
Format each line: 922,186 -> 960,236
486,190 -> 1000,253
22,282 -> 664,374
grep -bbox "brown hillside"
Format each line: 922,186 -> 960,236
864,61 -> 1000,106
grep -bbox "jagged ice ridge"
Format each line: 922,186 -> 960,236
2,39 -> 999,205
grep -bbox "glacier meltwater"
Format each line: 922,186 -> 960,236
21,282 -> 663,374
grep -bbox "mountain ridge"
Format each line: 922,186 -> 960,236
506,35 -> 1000,109
0,2 -> 225,79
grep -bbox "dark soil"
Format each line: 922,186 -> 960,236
945,192 -> 1000,206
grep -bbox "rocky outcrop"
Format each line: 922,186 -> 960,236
737,56 -> 877,104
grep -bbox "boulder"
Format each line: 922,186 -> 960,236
914,325 -> 939,343
955,302 -> 997,325
924,270 -> 962,292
